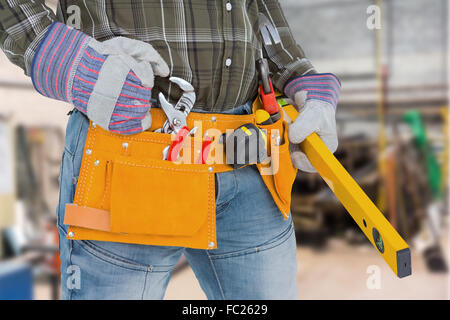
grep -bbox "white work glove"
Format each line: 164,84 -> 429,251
31,22 -> 169,134
283,73 -> 341,173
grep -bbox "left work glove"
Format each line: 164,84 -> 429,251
31,22 -> 169,134
283,73 -> 341,172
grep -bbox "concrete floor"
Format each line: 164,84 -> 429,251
33,236 -> 448,300
32,238 -> 449,300
164,238 -> 448,300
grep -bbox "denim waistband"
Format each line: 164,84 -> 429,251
157,100 -> 254,116
214,101 -> 253,115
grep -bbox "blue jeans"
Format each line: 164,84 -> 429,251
57,106 -> 298,300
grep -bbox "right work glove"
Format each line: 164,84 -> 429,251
283,73 -> 341,172
31,22 -> 169,134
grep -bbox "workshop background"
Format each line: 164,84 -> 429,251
0,0 -> 448,300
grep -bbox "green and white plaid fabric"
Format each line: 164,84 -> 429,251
0,0 -> 315,112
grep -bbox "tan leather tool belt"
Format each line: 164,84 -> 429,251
64,105 -> 297,249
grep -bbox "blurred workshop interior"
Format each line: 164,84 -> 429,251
0,0 -> 449,300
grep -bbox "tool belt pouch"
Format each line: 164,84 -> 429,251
256,113 -> 297,220
64,124 -> 216,249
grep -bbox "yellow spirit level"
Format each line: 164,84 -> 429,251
282,101 -> 411,278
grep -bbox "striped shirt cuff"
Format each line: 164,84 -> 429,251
283,73 -> 341,109
31,22 -> 90,102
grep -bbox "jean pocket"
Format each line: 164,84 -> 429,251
209,220 -> 295,260
75,239 -> 150,272
215,171 -> 237,217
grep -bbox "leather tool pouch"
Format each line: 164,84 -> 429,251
64,124 -> 217,249
110,157 -> 213,237
64,107 -> 296,248
254,105 -> 298,219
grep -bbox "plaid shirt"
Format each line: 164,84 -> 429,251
0,0 -> 315,112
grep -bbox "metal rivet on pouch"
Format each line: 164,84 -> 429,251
86,149 -> 92,155
122,142 -> 129,149
68,232 -> 75,238
92,123 -> 97,128
94,160 -> 100,166
211,116 -> 217,122
208,167 -> 214,173
208,242 -> 215,248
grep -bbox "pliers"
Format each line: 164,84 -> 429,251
158,77 -> 196,161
